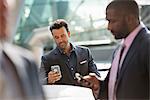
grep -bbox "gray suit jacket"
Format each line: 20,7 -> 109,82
40,45 -> 100,85
2,43 -> 45,100
99,27 -> 150,99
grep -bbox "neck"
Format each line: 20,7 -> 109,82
64,43 -> 71,55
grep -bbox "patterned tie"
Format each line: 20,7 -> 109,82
108,43 -> 125,100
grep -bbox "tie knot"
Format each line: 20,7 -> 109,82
120,40 -> 126,49
121,43 -> 126,49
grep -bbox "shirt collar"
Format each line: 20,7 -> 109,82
57,43 -> 75,54
123,22 -> 144,48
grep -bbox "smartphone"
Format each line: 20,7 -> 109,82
51,65 -> 61,74
75,73 -> 83,81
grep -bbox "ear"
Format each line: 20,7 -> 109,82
125,15 -> 134,25
68,31 -> 71,37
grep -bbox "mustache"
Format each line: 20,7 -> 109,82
59,41 -> 66,45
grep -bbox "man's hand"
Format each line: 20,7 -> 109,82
48,71 -> 62,84
80,73 -> 100,99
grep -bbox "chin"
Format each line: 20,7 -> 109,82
59,46 -> 64,49
60,45 -> 66,50
114,36 -> 123,40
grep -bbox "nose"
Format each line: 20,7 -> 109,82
58,37 -> 63,43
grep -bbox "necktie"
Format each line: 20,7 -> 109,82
118,45 -> 125,65
117,44 -> 126,79
108,43 -> 125,100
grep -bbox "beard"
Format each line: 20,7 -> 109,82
58,41 -> 68,50
114,31 -> 129,39
114,24 -> 130,39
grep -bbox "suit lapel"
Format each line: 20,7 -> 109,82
116,28 -> 146,88
3,43 -> 27,80
74,46 -> 81,73
3,43 -> 32,96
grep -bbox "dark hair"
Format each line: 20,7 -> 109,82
49,19 -> 69,34
106,0 -> 139,18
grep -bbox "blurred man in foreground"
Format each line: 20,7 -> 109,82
0,0 -> 45,100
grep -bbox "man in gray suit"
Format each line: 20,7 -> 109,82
98,0 -> 150,100
40,19 -> 100,98
0,0 -> 45,100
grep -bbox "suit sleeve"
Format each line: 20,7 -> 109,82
39,56 -> 50,85
87,48 -> 100,77
98,72 -> 109,99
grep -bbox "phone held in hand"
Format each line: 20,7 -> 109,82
75,73 -> 91,86
51,65 -> 61,74
75,73 -> 83,81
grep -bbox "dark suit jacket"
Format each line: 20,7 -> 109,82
40,45 -> 100,85
99,27 -> 150,100
3,43 -> 45,100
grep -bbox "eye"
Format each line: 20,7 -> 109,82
54,36 -> 59,39
61,34 -> 65,38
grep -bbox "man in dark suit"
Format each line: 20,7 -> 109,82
40,19 -> 100,98
0,0 -> 45,100
98,0 -> 150,100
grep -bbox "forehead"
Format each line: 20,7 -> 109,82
106,9 -> 121,20
52,27 -> 67,34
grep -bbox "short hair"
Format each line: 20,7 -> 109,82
106,0 -> 139,18
49,19 -> 69,34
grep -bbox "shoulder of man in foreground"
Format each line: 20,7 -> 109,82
3,42 -> 46,100
3,42 -> 36,61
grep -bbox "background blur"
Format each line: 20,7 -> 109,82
12,0 -> 150,80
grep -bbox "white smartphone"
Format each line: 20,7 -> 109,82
51,65 -> 61,74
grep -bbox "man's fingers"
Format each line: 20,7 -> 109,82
48,71 -> 62,84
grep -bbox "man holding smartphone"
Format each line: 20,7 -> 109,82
40,19 -> 100,98
48,65 -> 62,83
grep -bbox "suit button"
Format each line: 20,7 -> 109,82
71,68 -> 74,71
